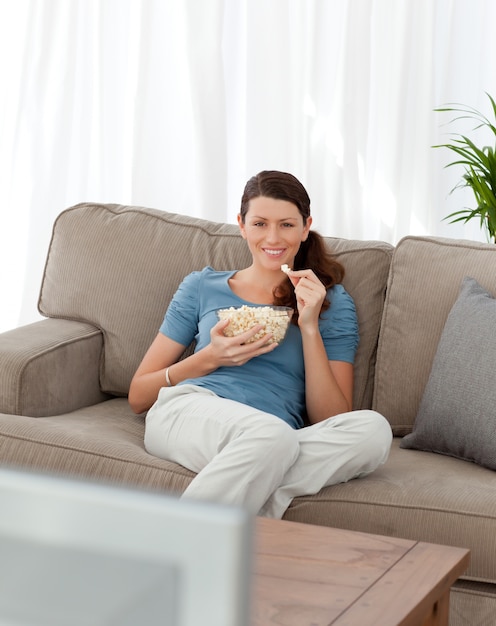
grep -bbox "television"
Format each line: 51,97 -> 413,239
0,467 -> 252,626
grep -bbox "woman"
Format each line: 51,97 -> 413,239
128,170 -> 392,518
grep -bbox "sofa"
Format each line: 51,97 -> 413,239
1,203 -> 495,625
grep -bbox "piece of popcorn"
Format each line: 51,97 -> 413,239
217,305 -> 292,344
280,264 -> 291,274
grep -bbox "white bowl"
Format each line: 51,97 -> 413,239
216,305 -> 293,344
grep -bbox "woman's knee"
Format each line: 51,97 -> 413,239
355,410 -> 392,465
247,418 -> 300,464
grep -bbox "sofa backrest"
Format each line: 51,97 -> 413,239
373,235 -> 496,435
38,203 -> 393,409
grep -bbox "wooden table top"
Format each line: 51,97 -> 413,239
253,517 -> 470,626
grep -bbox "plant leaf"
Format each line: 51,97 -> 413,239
434,93 -> 496,241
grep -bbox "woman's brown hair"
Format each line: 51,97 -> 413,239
240,170 -> 345,321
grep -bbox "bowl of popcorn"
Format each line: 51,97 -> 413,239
216,305 -> 293,344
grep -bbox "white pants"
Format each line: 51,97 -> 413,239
144,384 -> 392,519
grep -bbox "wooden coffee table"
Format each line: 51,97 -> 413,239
253,518 -> 469,626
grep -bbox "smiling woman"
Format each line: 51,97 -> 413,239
128,169 -> 392,519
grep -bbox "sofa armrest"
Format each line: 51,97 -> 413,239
0,318 -> 110,417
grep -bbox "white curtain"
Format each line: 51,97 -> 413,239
1,0 -> 496,332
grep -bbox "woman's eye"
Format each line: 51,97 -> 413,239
251,221 -> 294,228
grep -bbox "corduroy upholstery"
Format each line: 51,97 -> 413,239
1,204 -> 496,625
374,236 -> 496,436
37,203 -> 393,409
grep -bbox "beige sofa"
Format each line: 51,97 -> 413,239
1,203 -> 495,625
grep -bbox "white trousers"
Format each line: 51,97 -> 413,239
144,384 -> 392,519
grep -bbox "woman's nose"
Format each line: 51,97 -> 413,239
264,225 -> 280,243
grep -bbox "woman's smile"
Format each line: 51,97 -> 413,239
262,248 -> 287,258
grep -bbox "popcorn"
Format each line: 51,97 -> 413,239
217,305 -> 292,344
281,264 -> 291,274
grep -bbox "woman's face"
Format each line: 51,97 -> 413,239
238,196 -> 312,272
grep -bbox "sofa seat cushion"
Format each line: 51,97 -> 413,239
0,398 -> 195,493
3,405 -> 494,585
284,438 -> 496,585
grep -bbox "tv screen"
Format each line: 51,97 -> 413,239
0,468 -> 252,626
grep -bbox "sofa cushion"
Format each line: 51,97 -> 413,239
400,277 -> 496,470
0,399 -> 195,492
284,438 -> 496,585
39,204 -> 253,397
2,402 -> 494,585
373,236 -> 496,435
39,204 -> 392,409
323,238 -> 393,409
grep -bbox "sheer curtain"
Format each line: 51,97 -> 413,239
1,0 -> 495,332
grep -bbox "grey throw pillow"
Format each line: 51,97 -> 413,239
400,277 -> 496,470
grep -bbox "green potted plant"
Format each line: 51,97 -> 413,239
433,92 -> 496,242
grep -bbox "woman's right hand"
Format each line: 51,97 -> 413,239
207,318 -> 278,367
129,320 -> 278,414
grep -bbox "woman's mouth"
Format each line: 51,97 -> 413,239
263,248 -> 286,258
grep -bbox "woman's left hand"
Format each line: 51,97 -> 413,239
286,269 -> 327,328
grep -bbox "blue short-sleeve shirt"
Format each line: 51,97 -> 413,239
160,267 -> 359,429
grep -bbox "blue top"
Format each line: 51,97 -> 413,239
160,267 -> 359,429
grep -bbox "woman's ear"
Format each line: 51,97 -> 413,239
237,214 -> 247,239
301,216 -> 312,241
